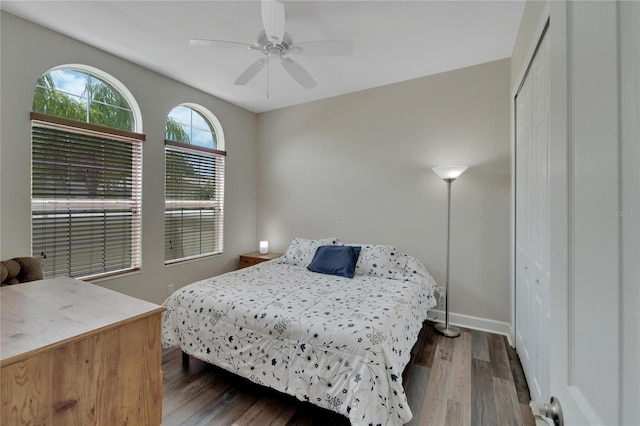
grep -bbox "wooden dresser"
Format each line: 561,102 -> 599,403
0,277 -> 165,425
238,252 -> 282,269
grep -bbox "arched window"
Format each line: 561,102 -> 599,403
164,104 -> 226,263
33,65 -> 142,132
31,65 -> 144,279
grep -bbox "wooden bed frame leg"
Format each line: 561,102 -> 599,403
181,351 -> 190,368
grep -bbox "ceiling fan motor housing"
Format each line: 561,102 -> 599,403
257,30 -> 292,58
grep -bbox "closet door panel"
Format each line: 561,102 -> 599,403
515,72 -> 533,384
515,29 -> 550,404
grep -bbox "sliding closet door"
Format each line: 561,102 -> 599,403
515,28 -> 550,404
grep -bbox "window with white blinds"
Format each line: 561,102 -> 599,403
31,113 -> 144,279
164,141 -> 225,263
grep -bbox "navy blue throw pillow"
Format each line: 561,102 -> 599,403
307,245 -> 362,278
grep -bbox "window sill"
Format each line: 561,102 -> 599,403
164,252 -> 223,267
85,268 -> 142,284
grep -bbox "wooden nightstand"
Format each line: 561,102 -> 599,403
239,252 -> 282,269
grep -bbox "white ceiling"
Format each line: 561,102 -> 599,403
2,1 -> 525,113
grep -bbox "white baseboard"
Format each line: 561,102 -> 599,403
427,309 -> 514,346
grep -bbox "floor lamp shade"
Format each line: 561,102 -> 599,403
432,165 -> 467,338
432,166 -> 468,181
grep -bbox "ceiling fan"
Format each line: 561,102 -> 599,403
190,0 -> 353,91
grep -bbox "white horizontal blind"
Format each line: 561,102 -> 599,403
31,118 -> 143,279
165,142 -> 225,263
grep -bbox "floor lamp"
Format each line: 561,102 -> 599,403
432,166 -> 468,338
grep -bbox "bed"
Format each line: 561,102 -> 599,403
162,238 -> 437,426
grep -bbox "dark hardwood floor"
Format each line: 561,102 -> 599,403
162,321 -> 536,425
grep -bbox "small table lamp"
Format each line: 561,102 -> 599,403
259,241 -> 269,255
432,166 -> 468,338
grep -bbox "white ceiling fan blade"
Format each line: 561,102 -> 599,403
281,58 -> 316,89
234,58 -> 268,85
289,41 -> 353,56
190,39 -> 255,51
262,0 -> 285,44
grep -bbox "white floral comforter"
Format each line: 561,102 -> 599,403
162,258 -> 436,426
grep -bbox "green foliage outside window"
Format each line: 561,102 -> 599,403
33,71 -> 133,131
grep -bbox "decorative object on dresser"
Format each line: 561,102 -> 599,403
238,251 -> 281,269
432,165 -> 468,338
1,277 -> 165,425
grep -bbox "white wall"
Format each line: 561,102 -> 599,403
256,59 -> 512,323
0,12 -> 258,304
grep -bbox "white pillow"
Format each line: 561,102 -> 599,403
354,244 -> 408,280
278,237 -> 340,267
403,255 -> 430,279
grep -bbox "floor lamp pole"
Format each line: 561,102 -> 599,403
434,177 -> 461,338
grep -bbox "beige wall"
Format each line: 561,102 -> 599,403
1,11 -> 513,323
256,59 -> 512,323
0,12 -> 258,304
